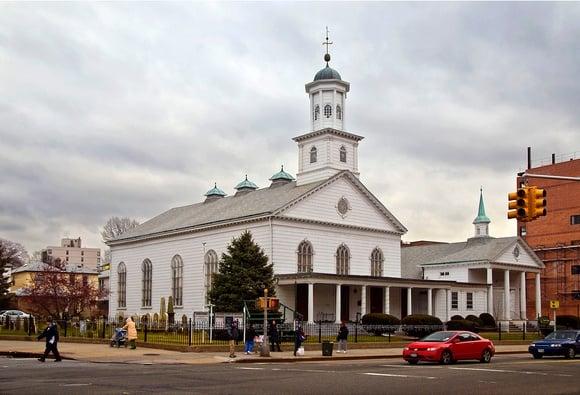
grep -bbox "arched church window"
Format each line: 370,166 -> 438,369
297,240 -> 313,273
314,105 -> 320,121
310,146 -> 317,163
339,146 -> 347,163
141,259 -> 152,307
171,255 -> 183,306
336,105 -> 342,120
204,250 -> 219,303
370,248 -> 384,277
336,244 -> 350,275
117,262 -> 126,308
324,104 -> 332,118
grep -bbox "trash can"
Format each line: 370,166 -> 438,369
322,341 -> 333,356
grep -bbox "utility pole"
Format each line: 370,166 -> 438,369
260,288 -> 270,357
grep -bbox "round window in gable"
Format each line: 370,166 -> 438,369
337,197 -> 350,217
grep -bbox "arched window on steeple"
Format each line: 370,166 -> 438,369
370,248 -> 384,277
336,105 -> 342,120
339,146 -> 347,163
314,105 -> 320,121
324,104 -> 332,118
310,146 -> 317,163
336,244 -> 350,275
297,240 -> 313,273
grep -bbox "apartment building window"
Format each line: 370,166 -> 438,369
519,226 -> 527,237
82,275 -> 88,287
451,292 -> 458,309
571,215 -> 580,225
81,257 -> 84,263
66,250 -> 69,255
81,251 -> 84,256
572,265 -> 580,275
573,290 -> 580,300
466,292 -> 473,309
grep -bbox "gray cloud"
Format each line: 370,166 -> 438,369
0,2 -> 579,253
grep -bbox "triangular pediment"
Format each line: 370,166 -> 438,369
493,237 -> 545,269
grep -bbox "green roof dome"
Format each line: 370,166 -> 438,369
204,183 -> 226,197
235,175 -> 258,190
269,165 -> 295,181
314,65 -> 342,81
473,188 -> 491,224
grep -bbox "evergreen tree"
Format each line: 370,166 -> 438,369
209,231 -> 275,312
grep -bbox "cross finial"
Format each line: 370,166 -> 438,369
322,26 -> 333,65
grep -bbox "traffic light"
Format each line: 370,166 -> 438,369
508,188 -> 528,220
529,187 -> 547,219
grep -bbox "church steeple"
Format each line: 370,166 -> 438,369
473,188 -> 491,238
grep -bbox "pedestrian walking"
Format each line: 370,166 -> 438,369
227,320 -> 239,358
245,324 -> 256,355
337,322 -> 349,353
123,317 -> 138,349
268,320 -> 282,352
37,317 -> 61,362
293,326 -> 306,356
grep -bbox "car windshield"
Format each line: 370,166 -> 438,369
545,331 -> 577,340
420,332 -> 456,342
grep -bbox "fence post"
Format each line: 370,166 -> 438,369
27,316 -> 32,336
498,322 -> 501,341
355,321 -> 358,343
64,319 -> 68,338
318,321 -> 322,343
523,321 -> 526,340
188,318 -> 192,347
388,330 -> 391,343
144,323 -> 148,343
101,317 -> 106,339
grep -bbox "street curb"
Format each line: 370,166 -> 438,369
0,351 -> 75,361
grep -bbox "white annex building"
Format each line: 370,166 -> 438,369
108,48 -> 544,326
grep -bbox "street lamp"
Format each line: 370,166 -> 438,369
260,287 -> 270,357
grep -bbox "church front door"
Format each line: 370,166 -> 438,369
340,285 -> 350,322
370,287 -> 383,313
296,284 -> 309,321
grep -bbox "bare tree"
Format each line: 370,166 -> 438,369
1,239 -> 28,307
100,216 -> 140,242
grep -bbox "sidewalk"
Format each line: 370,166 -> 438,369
0,340 -> 530,365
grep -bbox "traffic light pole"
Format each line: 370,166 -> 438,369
260,288 -> 270,357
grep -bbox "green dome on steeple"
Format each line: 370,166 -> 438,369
204,183 -> 226,197
269,165 -> 295,181
473,188 -> 491,224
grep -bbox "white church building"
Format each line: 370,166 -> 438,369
107,48 -> 544,326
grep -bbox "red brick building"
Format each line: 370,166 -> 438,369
520,156 -> 580,318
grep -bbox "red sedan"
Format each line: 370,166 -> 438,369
402,331 -> 495,365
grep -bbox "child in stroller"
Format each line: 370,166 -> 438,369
110,328 -> 128,348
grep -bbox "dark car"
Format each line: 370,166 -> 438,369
529,330 -> 580,359
403,331 -> 495,365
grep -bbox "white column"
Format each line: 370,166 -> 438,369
383,286 -> 390,315
504,270 -> 511,321
335,284 -> 342,324
307,283 -> 314,323
486,268 -> 493,315
520,272 -> 527,320
446,289 -> 451,321
407,287 -> 413,316
360,286 -> 367,317
535,273 -> 542,318
427,288 -> 433,316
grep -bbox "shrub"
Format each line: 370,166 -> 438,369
446,319 -> 479,332
556,315 -> 580,329
401,314 -> 443,338
465,315 -> 483,327
361,313 -> 400,335
450,315 -> 464,321
479,313 -> 496,329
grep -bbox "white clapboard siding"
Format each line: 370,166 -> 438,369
495,241 -> 541,268
423,266 -> 469,283
282,177 -> 398,232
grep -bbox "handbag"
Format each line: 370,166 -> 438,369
296,346 -> 305,356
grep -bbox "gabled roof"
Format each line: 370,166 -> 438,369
292,128 -> 364,143
11,261 -> 98,275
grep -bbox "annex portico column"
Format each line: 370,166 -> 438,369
427,288 -> 433,316
486,267 -> 493,314
535,273 -> 542,318
504,270 -> 511,321
308,283 -> 314,323
360,285 -> 367,317
383,286 -> 390,315
335,284 -> 342,324
407,287 -> 413,316
520,272 -> 527,320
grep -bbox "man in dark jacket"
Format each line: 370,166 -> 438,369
227,320 -> 239,358
37,317 -> 61,362
268,320 -> 282,352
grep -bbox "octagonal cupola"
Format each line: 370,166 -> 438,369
269,165 -> 295,188
234,175 -> 258,196
204,183 -> 226,203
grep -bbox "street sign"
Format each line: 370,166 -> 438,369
550,300 -> 560,309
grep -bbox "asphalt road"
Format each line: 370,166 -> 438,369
1,354 -> 579,394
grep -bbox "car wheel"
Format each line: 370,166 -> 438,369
407,359 -> 418,365
480,349 -> 492,363
440,350 -> 453,365
564,347 -> 575,359
532,353 -> 543,359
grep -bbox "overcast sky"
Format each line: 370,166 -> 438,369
1,2 -> 579,255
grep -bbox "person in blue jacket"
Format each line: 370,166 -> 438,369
37,317 -> 62,362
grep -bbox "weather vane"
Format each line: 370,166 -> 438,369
322,26 -> 333,65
